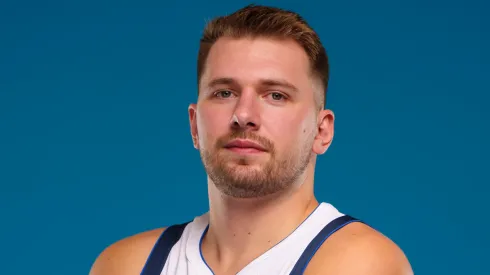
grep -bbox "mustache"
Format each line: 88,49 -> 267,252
216,131 -> 274,152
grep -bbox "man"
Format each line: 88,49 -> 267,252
90,4 -> 413,275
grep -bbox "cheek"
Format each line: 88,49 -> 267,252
265,111 -> 317,149
301,116 -> 318,139
196,107 -> 231,146
263,113 -> 305,144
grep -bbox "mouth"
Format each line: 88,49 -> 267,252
223,139 -> 267,154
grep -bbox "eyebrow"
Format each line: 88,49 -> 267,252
206,77 -> 299,93
207,77 -> 236,88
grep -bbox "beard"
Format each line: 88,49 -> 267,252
199,130 -> 314,198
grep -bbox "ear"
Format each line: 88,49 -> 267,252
312,109 -> 334,155
188,103 -> 199,149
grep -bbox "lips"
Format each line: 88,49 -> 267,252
223,139 -> 267,152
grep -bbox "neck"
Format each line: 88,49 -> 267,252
201,166 -> 319,273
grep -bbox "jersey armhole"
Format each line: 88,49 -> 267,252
140,222 -> 190,275
288,215 -> 362,275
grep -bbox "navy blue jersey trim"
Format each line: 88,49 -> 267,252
289,215 -> 361,275
140,222 -> 190,275
199,225 -> 215,275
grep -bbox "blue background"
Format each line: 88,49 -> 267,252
1,0 -> 488,274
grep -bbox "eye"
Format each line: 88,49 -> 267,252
214,90 -> 234,98
269,92 -> 287,101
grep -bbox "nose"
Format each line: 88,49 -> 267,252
230,90 -> 261,131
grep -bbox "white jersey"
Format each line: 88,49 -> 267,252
141,202 -> 360,275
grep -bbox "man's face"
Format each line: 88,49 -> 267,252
189,37 -> 333,198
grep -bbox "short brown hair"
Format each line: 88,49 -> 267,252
197,4 -> 330,108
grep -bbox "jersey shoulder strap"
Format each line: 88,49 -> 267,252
289,215 -> 362,275
140,221 -> 190,275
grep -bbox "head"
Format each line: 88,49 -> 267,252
188,4 -> 334,198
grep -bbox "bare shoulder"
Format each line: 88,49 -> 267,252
89,227 -> 166,275
304,222 -> 413,275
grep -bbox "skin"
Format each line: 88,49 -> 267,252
90,37 -> 413,275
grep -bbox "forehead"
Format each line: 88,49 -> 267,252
201,37 -> 313,89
